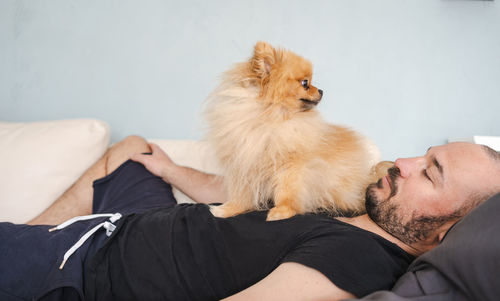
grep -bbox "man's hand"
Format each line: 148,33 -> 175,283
130,143 -> 176,183
130,143 -> 226,204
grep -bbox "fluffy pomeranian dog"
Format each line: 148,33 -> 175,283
204,41 -> 386,221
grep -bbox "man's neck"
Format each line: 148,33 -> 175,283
336,214 -> 420,256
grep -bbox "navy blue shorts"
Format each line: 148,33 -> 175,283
0,160 -> 177,301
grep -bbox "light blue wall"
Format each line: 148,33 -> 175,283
1,0 -> 499,160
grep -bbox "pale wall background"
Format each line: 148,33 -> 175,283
1,0 -> 499,160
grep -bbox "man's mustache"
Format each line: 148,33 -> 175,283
387,166 -> 400,197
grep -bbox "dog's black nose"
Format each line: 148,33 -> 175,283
318,89 -> 323,96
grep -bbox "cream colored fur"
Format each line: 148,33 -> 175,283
204,66 -> 379,218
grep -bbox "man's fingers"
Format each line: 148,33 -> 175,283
130,144 -> 160,163
149,143 -> 161,154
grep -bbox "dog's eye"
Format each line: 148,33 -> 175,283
301,79 -> 309,89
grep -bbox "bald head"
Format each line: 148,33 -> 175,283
468,145 -> 500,206
481,144 -> 500,163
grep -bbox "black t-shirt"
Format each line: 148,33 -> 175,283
84,203 -> 413,300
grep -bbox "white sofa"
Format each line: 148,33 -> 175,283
0,119 -> 222,224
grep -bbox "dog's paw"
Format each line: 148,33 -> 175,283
209,205 -> 229,218
209,203 -> 246,218
266,206 -> 297,221
373,160 -> 394,179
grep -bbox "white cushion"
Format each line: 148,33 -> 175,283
0,119 -> 110,223
149,139 -> 222,204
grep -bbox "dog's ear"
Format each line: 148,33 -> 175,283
251,41 -> 276,79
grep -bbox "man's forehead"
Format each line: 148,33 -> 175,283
434,142 -> 492,186
429,142 -> 482,159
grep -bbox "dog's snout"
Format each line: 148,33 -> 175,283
318,89 -> 323,99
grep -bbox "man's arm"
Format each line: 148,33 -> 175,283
223,262 -> 355,301
130,143 -> 227,204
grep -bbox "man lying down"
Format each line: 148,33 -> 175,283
1,136 -> 499,301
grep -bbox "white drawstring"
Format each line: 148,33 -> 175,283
49,213 -> 122,269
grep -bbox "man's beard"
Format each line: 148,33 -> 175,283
365,166 -> 456,245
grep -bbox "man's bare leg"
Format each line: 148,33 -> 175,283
28,136 -> 151,225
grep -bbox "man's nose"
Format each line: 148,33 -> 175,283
394,157 -> 425,178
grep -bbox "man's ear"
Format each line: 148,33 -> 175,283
437,221 -> 456,243
437,230 -> 447,243
251,41 -> 276,79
